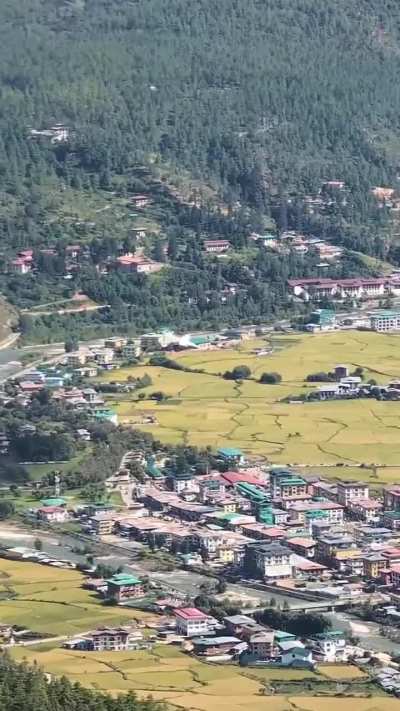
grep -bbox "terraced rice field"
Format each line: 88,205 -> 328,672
100,331 -> 400,472
0,559 -> 149,635
10,645 -> 395,711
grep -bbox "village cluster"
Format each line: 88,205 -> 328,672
5,448 -> 400,679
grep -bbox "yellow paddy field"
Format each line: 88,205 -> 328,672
10,645 -> 394,711
0,559 -> 150,635
101,331 -> 400,474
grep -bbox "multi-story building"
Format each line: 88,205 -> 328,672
347,498 -> 382,523
390,564 -> 400,589
166,471 -> 196,494
315,534 -> 356,564
106,573 -> 144,602
198,475 -> 226,502
337,481 -> 369,506
286,537 -> 316,558
248,631 -> 275,660
370,310 -> 400,332
91,626 -> 143,651
88,513 -> 115,536
363,554 -> 388,579
174,607 -> 212,637
382,510 -> 400,531
308,631 -> 346,662
243,542 -> 294,580
122,340 -> 141,360
287,501 -> 344,525
269,469 -> 308,502
384,485 -> 400,510
37,506 -> 69,523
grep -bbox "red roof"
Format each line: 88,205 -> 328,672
19,382 -> 43,391
221,471 -> 265,486
288,537 -> 315,548
39,506 -> 65,514
174,607 -> 208,620
383,547 -> 400,558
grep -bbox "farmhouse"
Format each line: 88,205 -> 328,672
106,573 -> 144,602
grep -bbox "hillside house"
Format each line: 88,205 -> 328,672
203,240 -> 230,253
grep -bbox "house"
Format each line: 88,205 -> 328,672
217,447 -> 245,465
372,186 -> 395,202
122,340 -> 141,359
247,631 -> 275,660
347,498 -> 382,522
166,470 -> 196,494
198,475 -> 226,502
66,351 -> 88,367
363,554 -> 388,579
334,364 -> 349,379
11,257 -> 32,274
174,607 -> 213,637
93,408 -> 119,426
269,469 -> 308,501
383,485 -> 400,510
190,636 -> 245,657
391,563 -> 400,589
92,348 -> 114,366
243,542 -> 294,580
91,626 -> 144,651
370,310 -> 400,332
287,537 -> 316,558
337,481 -> 369,506
131,194 -> 152,208
308,630 -> 346,662
382,510 -> 400,531
88,513 -> 115,536
115,253 -> 164,274
224,614 -> 261,637
37,506 -> 69,523
287,501 -> 344,525
204,240 -> 230,254
106,573 -> 144,602
279,641 -> 314,668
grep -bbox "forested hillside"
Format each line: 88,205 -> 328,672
1,0 -> 400,339
2,0 -> 400,195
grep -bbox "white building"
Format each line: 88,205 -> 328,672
308,631 -> 346,662
254,543 -> 294,579
174,608 -> 213,637
337,481 -> 369,506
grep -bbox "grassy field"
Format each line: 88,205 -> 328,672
0,559 -> 149,635
9,644 -> 395,711
98,331 -> 400,473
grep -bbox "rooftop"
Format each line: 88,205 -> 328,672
106,573 -> 142,586
174,607 -> 209,621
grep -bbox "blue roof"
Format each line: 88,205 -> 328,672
218,447 -> 243,457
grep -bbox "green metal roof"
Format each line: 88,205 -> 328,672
106,573 -> 142,586
41,498 -> 66,507
218,447 -> 243,457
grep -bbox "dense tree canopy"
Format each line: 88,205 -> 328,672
0,0 -> 398,339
